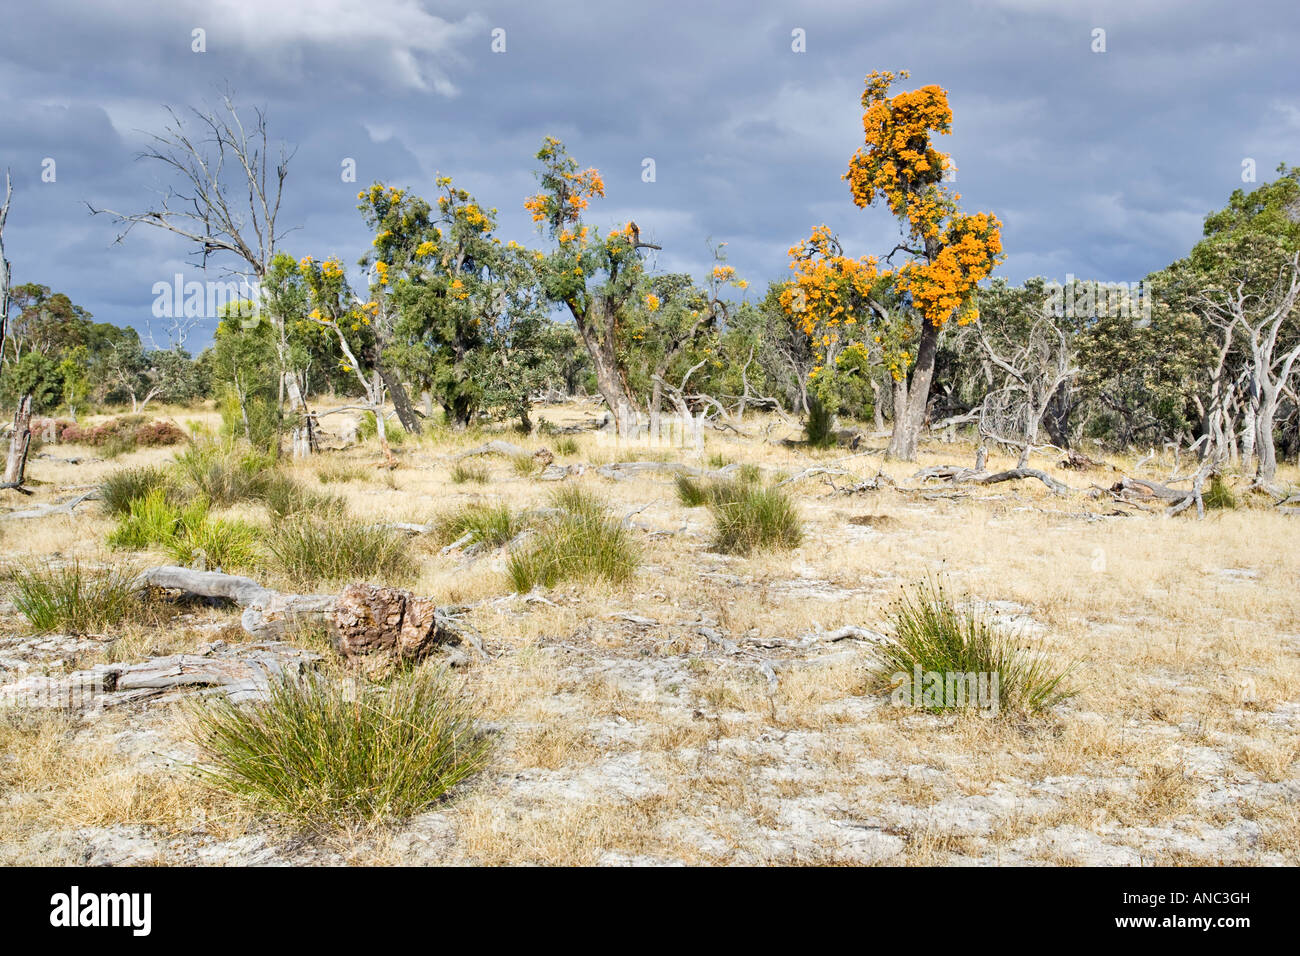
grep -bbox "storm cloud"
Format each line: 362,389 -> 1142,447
1,0 -> 1297,347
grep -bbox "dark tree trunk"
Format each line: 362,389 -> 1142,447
377,363 -> 422,434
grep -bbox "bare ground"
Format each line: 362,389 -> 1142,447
1,402 -> 1297,865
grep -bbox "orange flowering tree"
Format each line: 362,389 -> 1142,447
786,70 -> 1004,458
527,137 -> 660,437
618,250 -> 749,436
779,225 -> 889,423
296,253 -> 399,459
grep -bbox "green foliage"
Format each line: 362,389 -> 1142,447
98,465 -> 173,517
805,394 -> 836,448
506,488 -> 638,592
1205,473 -> 1237,510
188,667 -> 490,829
553,435 -> 581,457
434,502 -> 522,548
10,560 -> 143,634
876,580 -> 1075,715
705,478 -> 803,555
357,411 -> 406,445
174,440 -> 274,506
107,489 -> 191,551
264,514 -> 415,589
1,352 -> 63,411
675,473 -> 711,507
163,510 -> 259,571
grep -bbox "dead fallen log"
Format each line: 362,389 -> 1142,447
2,490 -> 99,520
0,642 -> 322,711
134,567 -> 481,669
914,465 -> 1073,495
976,468 -> 1072,495
453,440 -> 530,460
1108,476 -> 1188,502
597,460 -> 704,480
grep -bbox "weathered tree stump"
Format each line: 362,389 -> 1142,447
135,567 -> 474,670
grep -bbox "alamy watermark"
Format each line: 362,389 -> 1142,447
151,273 -> 263,325
890,665 -> 1000,717
1043,274 -> 1152,326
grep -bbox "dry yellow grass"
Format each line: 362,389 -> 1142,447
1,400 -> 1297,865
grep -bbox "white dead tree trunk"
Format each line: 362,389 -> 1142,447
972,312 -> 1078,468
1199,253 -> 1300,485
87,96 -> 297,449
0,170 -> 33,493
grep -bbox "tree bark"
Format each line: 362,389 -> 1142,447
887,319 -> 940,460
3,394 -> 33,488
377,362 -> 422,434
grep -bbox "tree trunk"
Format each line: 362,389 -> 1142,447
649,379 -> 663,442
377,362 -> 422,434
887,319 -> 940,460
3,394 -> 33,488
570,300 -> 638,439
422,389 -> 434,418
1256,391 -> 1280,483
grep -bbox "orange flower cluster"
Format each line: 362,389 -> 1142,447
779,226 -> 879,347
844,70 -> 955,242
895,212 -> 1002,325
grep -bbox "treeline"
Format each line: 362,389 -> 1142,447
6,164 -> 1299,478
6,81 -> 1296,483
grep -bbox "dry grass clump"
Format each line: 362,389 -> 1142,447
188,667 -> 490,829
506,487 -> 639,592
263,513 -> 415,589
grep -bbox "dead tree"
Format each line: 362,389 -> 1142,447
1198,252 -> 1300,485
86,95 -> 303,448
1,394 -> 33,492
971,312 -> 1078,468
0,170 -> 11,363
0,171 -> 32,493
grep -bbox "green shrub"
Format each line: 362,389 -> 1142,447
357,411 -> 406,445
10,560 -> 143,634
188,667 -> 489,829
675,474 -> 711,508
875,579 -> 1075,715
706,479 -> 803,555
554,436 -> 581,457
164,511 -> 259,571
99,465 -> 173,517
1205,473 -> 1236,510
263,473 -> 344,520
450,461 -> 489,484
506,488 -> 638,592
107,489 -> 187,550
174,440 -> 274,506
264,514 -> 415,588
434,502 -> 523,549
805,395 -> 836,448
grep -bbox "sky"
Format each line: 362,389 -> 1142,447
1,0 -> 1298,350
